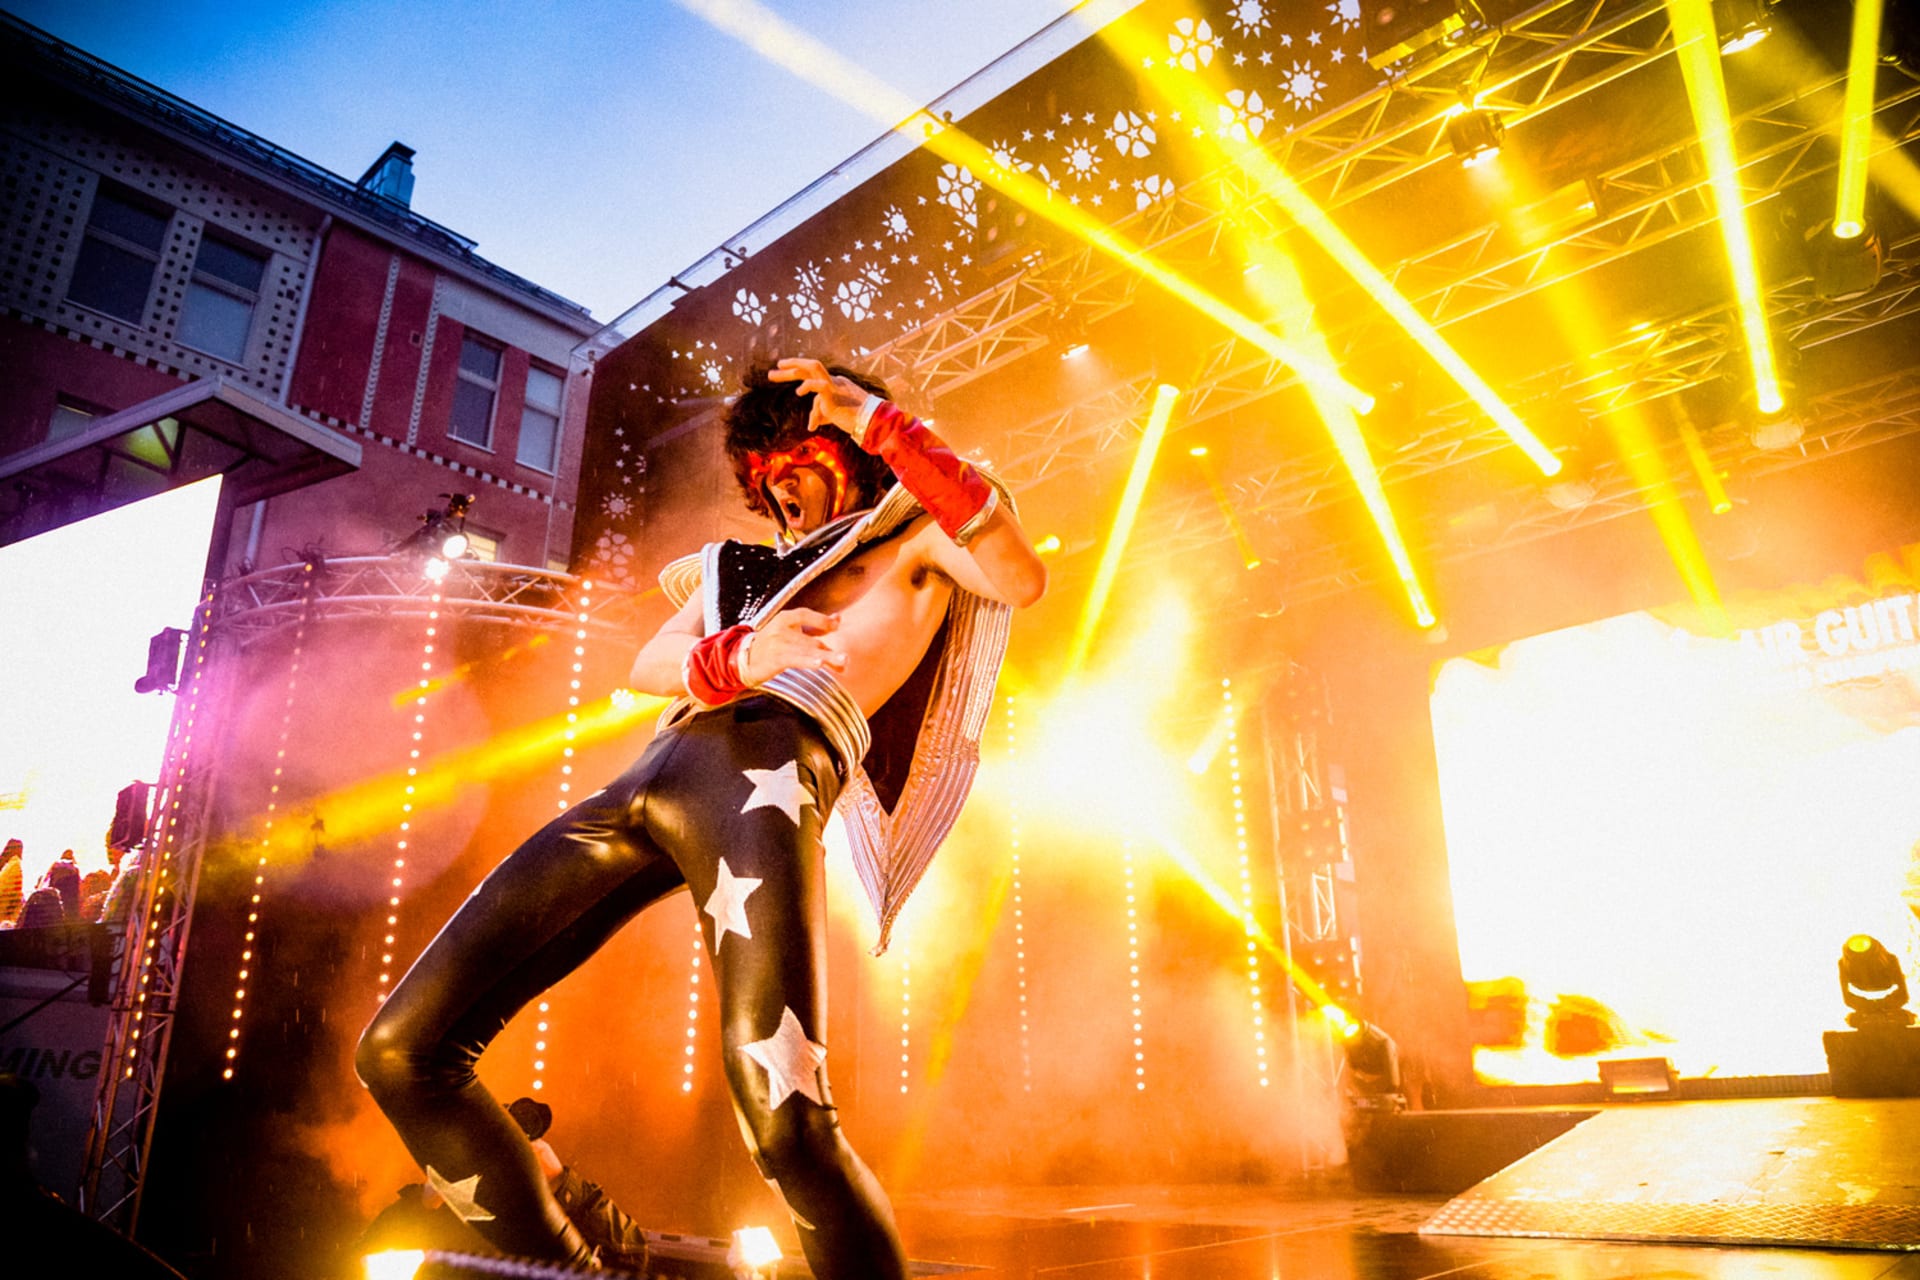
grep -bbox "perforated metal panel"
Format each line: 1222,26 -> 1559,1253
1424,1197 -> 1920,1250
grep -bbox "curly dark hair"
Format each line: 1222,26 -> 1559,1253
723,361 -> 896,520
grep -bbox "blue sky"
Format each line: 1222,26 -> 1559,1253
13,0 -> 1082,321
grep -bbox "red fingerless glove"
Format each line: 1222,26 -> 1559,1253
682,624 -> 754,708
857,398 -> 996,543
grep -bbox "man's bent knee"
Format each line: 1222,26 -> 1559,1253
748,1105 -> 851,1189
354,1009 -> 473,1100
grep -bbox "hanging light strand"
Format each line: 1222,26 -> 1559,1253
1227,678 -> 1268,1087
1008,693 -> 1030,1093
223,562 -> 316,1080
380,590 -> 439,1000
1124,836 -> 1145,1092
683,917 -> 702,1093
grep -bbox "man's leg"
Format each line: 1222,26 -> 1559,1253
356,739 -> 689,1262
654,704 -> 909,1280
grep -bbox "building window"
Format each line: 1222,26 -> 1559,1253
177,234 -> 267,362
451,335 -> 501,448
516,366 -> 564,472
48,397 -> 99,445
67,186 -> 169,324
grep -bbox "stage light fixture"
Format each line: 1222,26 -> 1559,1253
439,531 -> 470,560
1712,0 -> 1772,53
1840,934 -> 1915,1028
362,1251 -> 423,1280
1445,105 -> 1505,168
1060,341 -> 1091,361
727,1226 -> 783,1279
1339,1018 -> 1406,1111
134,626 -> 188,694
1811,219 -> 1884,300
1749,411 -> 1804,451
422,556 -> 451,583
1365,0 -> 1470,68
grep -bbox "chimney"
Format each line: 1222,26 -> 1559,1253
358,141 -> 416,206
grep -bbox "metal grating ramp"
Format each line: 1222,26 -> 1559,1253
1421,1097 -> 1920,1251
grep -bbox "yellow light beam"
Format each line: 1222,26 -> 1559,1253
1254,246 -> 1437,628
1672,402 -> 1733,515
1065,384 -> 1181,677
1608,404 -> 1728,630
1666,0 -> 1784,413
669,0 -> 1373,414
255,691 -> 668,857
1190,447 -> 1262,568
1098,16 -> 1559,476
1836,0 -> 1886,238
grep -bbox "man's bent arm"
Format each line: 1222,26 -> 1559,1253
628,592 -> 705,695
922,505 -> 1047,608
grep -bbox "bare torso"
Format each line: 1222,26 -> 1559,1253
785,515 -> 954,717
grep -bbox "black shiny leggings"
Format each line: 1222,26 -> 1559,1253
355,696 -> 908,1278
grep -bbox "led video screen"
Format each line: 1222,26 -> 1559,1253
0,476 -> 224,890
1431,555 -> 1920,1084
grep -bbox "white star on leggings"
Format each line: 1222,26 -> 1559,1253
703,857 -> 762,952
739,1006 -> 828,1109
741,760 -> 812,825
425,1165 -> 495,1223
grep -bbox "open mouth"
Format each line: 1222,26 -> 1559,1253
780,495 -> 804,524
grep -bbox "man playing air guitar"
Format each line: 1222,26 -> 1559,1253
358,356 -> 1046,1276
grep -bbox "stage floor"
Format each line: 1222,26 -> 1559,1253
891,1183 -> 1920,1279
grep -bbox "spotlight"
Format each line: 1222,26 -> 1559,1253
397,493 -> 476,577
727,1226 -> 782,1280
1444,106 -> 1505,168
1338,1017 -> 1406,1112
1749,411 -> 1804,451
1840,934 -> 1914,1028
439,531 -> 470,560
362,1252 -> 424,1280
1060,341 -> 1091,361
134,626 -> 188,695
1810,219 -> 1883,299
422,557 -> 451,583
1712,0 -> 1772,53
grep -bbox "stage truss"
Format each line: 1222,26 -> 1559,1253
77,558 -> 646,1230
640,0 -> 1920,607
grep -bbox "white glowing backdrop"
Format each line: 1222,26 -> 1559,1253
1432,584 -> 1920,1083
0,476 -> 224,890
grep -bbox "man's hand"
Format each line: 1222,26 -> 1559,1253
530,1138 -> 565,1186
742,608 -> 848,683
768,357 -> 872,437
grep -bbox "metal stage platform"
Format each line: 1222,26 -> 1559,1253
866,1098 -> 1920,1280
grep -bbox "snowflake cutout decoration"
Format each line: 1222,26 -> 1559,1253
834,262 -> 888,322
987,140 -> 1035,186
1167,17 -> 1218,71
731,288 -> 765,326
1061,136 -> 1101,182
602,492 -> 635,519
1229,0 -> 1270,35
1218,89 -> 1274,142
592,529 -> 635,584
702,360 -> 727,388
1326,0 -> 1361,33
1106,110 -> 1156,158
936,163 -> 981,231
880,204 -> 912,243
1134,173 -> 1176,211
789,262 -> 826,330
1280,61 -> 1327,111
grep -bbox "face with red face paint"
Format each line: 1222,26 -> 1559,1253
744,434 -> 859,535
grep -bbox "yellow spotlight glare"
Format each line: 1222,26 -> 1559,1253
1033,533 -> 1063,556
1667,0 -> 1784,416
1065,385 -> 1181,678
1673,406 -> 1734,515
1099,16 -> 1554,475
1322,1003 -> 1359,1035
1835,0 -> 1886,240
363,1251 -> 425,1280
1188,445 -> 1209,457
669,0 -> 1373,414
729,1226 -> 783,1269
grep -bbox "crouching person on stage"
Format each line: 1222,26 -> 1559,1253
355,356 -> 1046,1275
